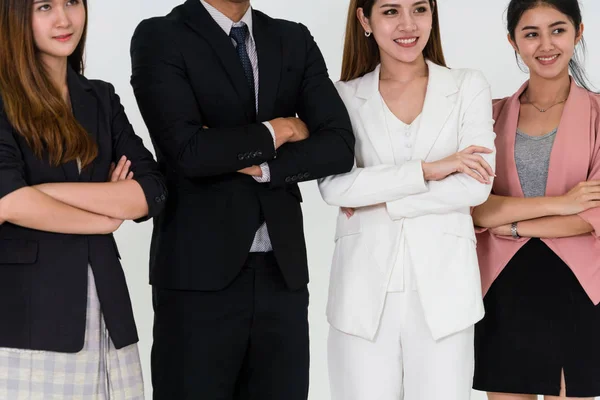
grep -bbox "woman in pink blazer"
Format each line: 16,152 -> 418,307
472,1 -> 600,399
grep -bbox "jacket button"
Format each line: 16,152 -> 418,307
160,194 -> 166,201
155,196 -> 162,203
237,153 -> 244,161
257,151 -> 263,156
285,177 -> 291,183
303,172 -> 310,179
291,176 -> 298,182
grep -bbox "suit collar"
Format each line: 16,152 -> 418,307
66,66 -> 97,182
355,60 -> 458,100
199,0 -> 254,38
357,60 -> 459,163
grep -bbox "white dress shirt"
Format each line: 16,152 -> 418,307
200,0 -> 273,252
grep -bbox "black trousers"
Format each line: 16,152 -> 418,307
151,252 -> 310,400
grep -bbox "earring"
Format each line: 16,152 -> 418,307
365,31 -> 372,37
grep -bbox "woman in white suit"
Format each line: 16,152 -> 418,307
318,1 -> 496,399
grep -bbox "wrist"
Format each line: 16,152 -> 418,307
511,221 -> 521,239
421,161 -> 432,181
547,196 -> 566,216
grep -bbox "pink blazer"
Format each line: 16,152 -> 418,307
477,79 -> 600,305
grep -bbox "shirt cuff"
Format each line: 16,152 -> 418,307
253,163 -> 271,183
262,121 -> 277,156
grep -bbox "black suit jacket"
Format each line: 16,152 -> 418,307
130,0 -> 354,291
0,69 -> 167,352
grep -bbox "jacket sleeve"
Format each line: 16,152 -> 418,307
0,107 -> 28,202
386,71 -> 496,219
318,159 -> 428,208
130,19 -> 276,178
107,83 -> 168,222
577,95 -> 600,236
267,23 -> 355,187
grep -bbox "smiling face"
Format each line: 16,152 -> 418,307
32,0 -> 86,66
509,4 -> 583,81
358,0 -> 433,65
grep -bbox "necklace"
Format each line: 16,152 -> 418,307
523,92 -> 567,113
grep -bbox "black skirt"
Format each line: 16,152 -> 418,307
474,239 -> 600,397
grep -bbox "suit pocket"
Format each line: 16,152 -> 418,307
0,239 -> 39,264
442,213 -> 477,243
334,210 -> 361,241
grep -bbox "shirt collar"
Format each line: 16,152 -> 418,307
199,0 -> 254,40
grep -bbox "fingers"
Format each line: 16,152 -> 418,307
110,156 -> 133,182
341,207 -> 355,218
581,193 -> 600,202
581,180 -> 600,187
110,156 -> 127,182
119,160 -> 132,181
470,154 -> 495,178
289,118 -> 310,142
583,201 -> 600,211
462,145 -> 494,154
462,157 -> 491,183
458,164 -> 489,184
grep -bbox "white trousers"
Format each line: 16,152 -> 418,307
328,271 -> 475,400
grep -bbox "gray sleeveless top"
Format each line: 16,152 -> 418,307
514,128 -> 558,198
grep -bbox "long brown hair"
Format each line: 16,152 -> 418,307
341,0 -> 447,82
0,0 -> 97,168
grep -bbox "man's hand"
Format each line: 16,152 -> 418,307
269,117 -> 310,149
238,165 -> 263,177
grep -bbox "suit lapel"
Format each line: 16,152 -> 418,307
183,0 -> 253,121
411,61 -> 457,161
356,66 -> 396,164
67,67 -> 97,182
253,11 -> 281,121
546,79 -> 590,196
495,83 -> 526,198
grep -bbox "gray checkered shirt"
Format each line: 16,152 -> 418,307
200,0 -> 273,252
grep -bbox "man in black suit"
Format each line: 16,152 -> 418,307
130,0 -> 354,398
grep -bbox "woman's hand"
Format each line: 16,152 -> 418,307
490,223 -> 511,237
422,145 -> 494,184
341,207 -> 355,218
556,180 -> 600,215
108,156 -> 134,182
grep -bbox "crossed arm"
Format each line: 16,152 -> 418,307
0,85 -> 165,235
471,181 -> 600,238
0,154 -> 146,235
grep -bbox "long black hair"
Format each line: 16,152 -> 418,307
506,0 -> 595,91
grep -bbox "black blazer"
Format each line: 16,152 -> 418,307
0,68 -> 167,352
130,1 -> 354,291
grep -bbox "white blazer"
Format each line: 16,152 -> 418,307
318,60 -> 496,341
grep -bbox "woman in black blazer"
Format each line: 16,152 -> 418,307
0,0 -> 165,398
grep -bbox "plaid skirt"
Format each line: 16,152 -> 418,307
0,267 -> 144,400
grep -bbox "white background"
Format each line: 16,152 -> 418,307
84,0 -> 600,399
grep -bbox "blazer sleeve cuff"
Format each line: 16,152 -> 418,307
133,174 -> 167,223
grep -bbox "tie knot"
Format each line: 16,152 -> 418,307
230,24 -> 249,45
